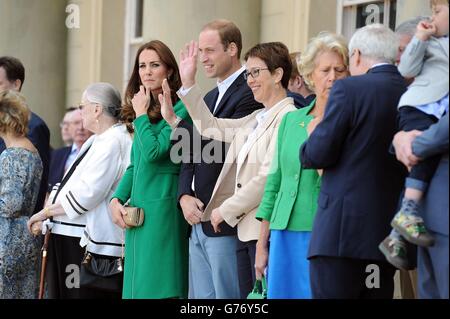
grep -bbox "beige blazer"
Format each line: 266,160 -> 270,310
178,85 -> 296,241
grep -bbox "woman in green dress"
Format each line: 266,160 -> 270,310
109,40 -> 190,299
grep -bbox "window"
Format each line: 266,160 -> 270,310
133,0 -> 144,39
337,0 -> 397,39
123,0 -> 145,90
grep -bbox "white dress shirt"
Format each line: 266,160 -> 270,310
236,102 -> 279,166
214,66 -> 246,113
64,144 -> 79,173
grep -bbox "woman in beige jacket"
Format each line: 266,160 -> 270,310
161,41 -> 296,298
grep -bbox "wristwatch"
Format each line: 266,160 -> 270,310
170,116 -> 183,129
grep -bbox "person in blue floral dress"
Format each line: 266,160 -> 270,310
0,90 -> 43,299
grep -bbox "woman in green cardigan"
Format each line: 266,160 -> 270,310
109,40 -> 190,299
255,32 -> 349,299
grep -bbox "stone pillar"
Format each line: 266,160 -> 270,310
66,0 -> 126,107
0,0 -> 68,147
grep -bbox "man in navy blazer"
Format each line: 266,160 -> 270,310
0,56 -> 50,215
48,146 -> 71,192
393,113 -> 449,299
47,108 -> 76,193
300,24 -> 408,298
171,20 -> 262,299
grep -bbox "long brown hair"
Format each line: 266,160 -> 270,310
122,40 -> 182,132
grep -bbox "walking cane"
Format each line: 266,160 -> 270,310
38,227 -> 51,299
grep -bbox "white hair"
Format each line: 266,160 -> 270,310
83,82 -> 122,119
349,24 -> 398,64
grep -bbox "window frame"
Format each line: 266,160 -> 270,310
123,0 -> 145,90
337,0 -> 396,38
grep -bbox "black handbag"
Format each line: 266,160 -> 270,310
80,252 -> 124,293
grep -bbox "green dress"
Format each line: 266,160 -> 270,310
113,100 -> 190,299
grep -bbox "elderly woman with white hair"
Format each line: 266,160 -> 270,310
28,82 -> 132,299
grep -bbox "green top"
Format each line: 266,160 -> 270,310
112,99 -> 191,299
256,101 -> 321,231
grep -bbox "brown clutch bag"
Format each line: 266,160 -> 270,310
123,206 -> 145,227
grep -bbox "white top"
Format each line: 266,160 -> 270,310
49,124 -> 132,256
236,99 -> 285,167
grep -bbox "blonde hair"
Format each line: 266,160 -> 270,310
0,90 -> 30,136
299,32 -> 349,91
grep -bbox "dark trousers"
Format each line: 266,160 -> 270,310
46,234 -> 119,299
309,256 -> 396,299
398,106 -> 440,186
236,239 -> 257,299
418,230 -> 449,299
46,233 -> 90,299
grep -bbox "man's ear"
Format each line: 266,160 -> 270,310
227,42 -> 238,58
295,76 -> 304,89
354,49 -> 362,67
13,79 -> 22,92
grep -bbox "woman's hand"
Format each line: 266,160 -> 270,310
109,198 -> 129,229
159,79 -> 177,126
132,85 -> 150,118
210,207 -> 224,233
255,241 -> 269,280
179,41 -> 199,89
31,221 -> 43,236
27,209 -> 48,234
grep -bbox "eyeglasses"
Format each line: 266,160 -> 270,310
244,68 -> 270,80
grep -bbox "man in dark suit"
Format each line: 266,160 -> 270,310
299,24 -> 408,299
0,56 -> 50,215
171,20 -> 262,299
393,113 -> 449,299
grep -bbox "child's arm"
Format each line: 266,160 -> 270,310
398,20 -> 435,78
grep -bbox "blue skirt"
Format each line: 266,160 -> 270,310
267,230 -> 312,299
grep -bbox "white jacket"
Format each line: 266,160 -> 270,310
49,124 -> 132,256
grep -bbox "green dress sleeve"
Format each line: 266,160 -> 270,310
111,142 -> 135,204
133,100 -> 191,163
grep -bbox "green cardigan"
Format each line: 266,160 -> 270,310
256,101 -> 321,231
112,100 -> 191,299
